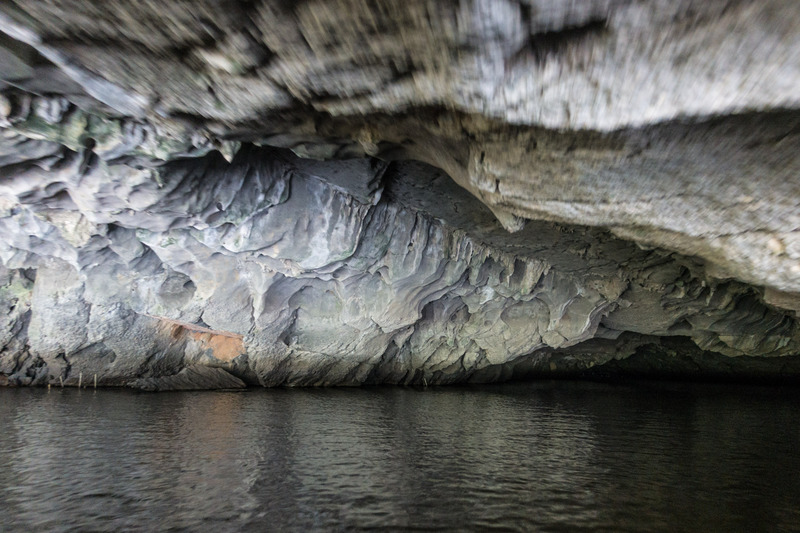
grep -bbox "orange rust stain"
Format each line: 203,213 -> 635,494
153,316 -> 245,361
194,331 -> 244,362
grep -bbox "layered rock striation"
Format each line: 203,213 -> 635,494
1,1 -> 800,388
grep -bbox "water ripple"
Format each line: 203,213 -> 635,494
1,382 -> 799,531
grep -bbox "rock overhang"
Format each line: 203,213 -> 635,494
1,1 -> 799,389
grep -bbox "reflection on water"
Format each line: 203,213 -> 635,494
1,382 -> 799,532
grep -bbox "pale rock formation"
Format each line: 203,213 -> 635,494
1,1 -> 799,388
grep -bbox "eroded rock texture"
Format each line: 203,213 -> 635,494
1,1 -> 799,388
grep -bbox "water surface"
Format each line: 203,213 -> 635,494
1,381 -> 799,531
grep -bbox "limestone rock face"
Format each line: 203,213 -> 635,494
1,1 -> 799,388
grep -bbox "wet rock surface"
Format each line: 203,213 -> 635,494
1,2 -> 799,388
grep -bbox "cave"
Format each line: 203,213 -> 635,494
1,1 -> 800,390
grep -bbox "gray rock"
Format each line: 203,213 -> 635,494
0,2 -> 799,387
131,367 -> 246,392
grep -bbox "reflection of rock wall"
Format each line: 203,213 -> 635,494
1,98 -> 799,388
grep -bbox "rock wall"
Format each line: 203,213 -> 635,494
1,1 -> 799,388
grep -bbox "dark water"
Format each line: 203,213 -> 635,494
1,382 -> 799,532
